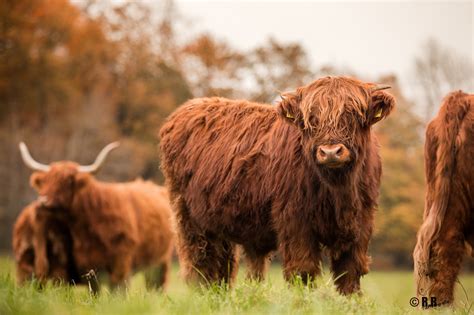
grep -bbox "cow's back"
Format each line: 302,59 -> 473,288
160,97 -> 278,182
160,98 -> 281,238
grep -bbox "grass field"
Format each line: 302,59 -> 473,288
0,256 -> 472,315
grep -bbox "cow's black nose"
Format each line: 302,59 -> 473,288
316,144 -> 351,167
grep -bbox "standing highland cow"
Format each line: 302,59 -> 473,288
19,142 -> 174,292
413,91 -> 474,305
160,76 -> 395,294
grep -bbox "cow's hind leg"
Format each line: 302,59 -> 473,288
179,232 -> 239,287
173,197 -> 239,287
417,196 -> 469,306
244,247 -> 270,281
145,259 -> 170,290
109,254 -> 133,291
425,228 -> 465,305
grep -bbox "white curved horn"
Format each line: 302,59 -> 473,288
19,142 -> 50,172
78,142 -> 120,174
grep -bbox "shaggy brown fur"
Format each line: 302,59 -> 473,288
413,91 -> 474,305
28,163 -> 174,292
160,76 -> 395,294
12,201 -> 79,284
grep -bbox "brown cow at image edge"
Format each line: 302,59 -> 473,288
160,76 -> 395,295
413,91 -> 474,306
18,142 -> 174,293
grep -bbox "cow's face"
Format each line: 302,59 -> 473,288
30,162 -> 89,209
21,141 -> 117,208
278,76 -> 395,185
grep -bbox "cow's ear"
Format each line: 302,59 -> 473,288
367,90 -> 395,125
277,90 -> 303,126
30,173 -> 45,190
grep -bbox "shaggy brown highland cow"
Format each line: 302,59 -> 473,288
19,142 -> 174,292
160,76 -> 395,294
413,91 -> 474,305
13,201 -> 79,284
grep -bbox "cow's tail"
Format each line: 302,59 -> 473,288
413,91 -> 470,295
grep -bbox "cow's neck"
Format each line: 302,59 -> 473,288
316,150 -> 367,222
320,170 -> 362,207
313,172 -> 364,248
71,179 -> 108,223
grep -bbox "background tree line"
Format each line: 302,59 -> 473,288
0,0 -> 472,269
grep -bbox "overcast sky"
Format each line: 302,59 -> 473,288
175,0 -> 473,98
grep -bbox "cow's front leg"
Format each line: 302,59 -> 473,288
330,207 -> 373,295
32,212 -> 49,281
277,220 -> 321,285
330,244 -> 369,295
330,221 -> 372,296
243,246 -> 271,281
